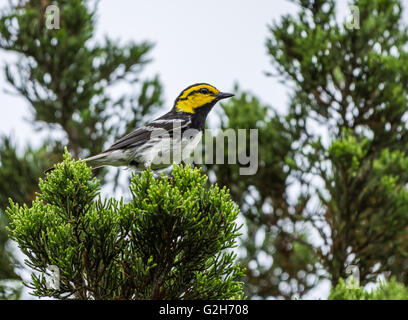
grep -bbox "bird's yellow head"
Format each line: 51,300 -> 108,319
174,83 -> 234,114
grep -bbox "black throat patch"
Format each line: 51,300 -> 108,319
190,102 -> 216,131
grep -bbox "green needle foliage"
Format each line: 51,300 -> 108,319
329,278 -> 408,300
5,150 -> 244,299
0,136 -> 53,299
267,0 -> 408,291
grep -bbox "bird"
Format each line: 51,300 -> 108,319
45,83 -> 234,174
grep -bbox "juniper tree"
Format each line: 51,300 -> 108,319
0,137 -> 52,299
5,151 -> 244,300
214,0 -> 408,298
0,0 -> 162,297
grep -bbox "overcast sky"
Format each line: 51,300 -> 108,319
2,0 -> 405,299
95,0 -> 297,111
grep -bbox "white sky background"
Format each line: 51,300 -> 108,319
96,0 -> 297,117
1,0 -> 406,299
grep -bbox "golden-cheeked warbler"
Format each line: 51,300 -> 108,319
45,83 -> 233,174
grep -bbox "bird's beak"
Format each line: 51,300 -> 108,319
215,92 -> 234,100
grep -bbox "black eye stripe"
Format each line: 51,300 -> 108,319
176,88 -> 214,102
184,89 -> 212,98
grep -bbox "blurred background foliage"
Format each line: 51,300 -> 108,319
2,0 -> 408,299
213,0 -> 408,298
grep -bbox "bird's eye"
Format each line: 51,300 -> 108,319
200,88 -> 209,94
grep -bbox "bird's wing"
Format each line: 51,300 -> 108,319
103,112 -> 191,152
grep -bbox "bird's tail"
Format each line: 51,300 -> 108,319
82,153 -> 109,169
44,153 -> 109,175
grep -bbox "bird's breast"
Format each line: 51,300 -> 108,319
136,130 -> 202,170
